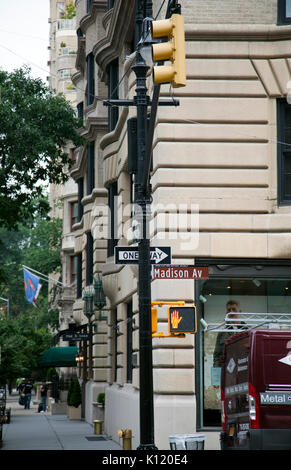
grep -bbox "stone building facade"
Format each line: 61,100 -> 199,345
48,1 -> 79,337
62,0 -> 291,449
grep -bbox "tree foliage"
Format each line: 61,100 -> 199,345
0,206 -> 63,384
0,67 -> 84,229
0,313 -> 52,384
60,0 -> 76,18
0,206 -> 62,323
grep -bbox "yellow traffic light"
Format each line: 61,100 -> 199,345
151,307 -> 158,333
151,14 -> 186,88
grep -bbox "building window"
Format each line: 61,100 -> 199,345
58,68 -> 72,78
70,201 -> 78,229
69,147 -> 76,164
278,0 -> 291,23
107,59 -> 119,132
86,52 -> 95,106
107,182 -> 118,257
77,101 -> 83,121
70,255 -> 78,285
57,2 -> 65,18
76,253 -> 82,299
195,260 -> 291,429
107,0 -> 115,9
87,0 -> 93,12
87,141 -> 95,195
277,99 -> 291,204
86,232 -> 94,286
77,178 -> 84,222
126,301 -> 133,383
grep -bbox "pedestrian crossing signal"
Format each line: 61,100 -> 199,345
168,306 -> 197,333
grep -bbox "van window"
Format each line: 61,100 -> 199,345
197,277 -> 291,428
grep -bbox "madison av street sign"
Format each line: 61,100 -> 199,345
153,265 -> 209,279
115,246 -> 171,265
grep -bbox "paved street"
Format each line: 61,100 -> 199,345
1,392 -> 122,452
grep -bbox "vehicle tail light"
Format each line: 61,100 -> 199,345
221,389 -> 227,431
248,382 -> 260,429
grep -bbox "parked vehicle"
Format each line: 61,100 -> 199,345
220,328 -> 291,450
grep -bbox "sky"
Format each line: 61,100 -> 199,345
0,0 -> 50,82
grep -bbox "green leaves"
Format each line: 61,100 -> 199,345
0,67 -> 84,229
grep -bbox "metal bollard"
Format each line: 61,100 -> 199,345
94,419 -> 103,435
117,429 -> 132,450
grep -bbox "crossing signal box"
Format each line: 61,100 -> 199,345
168,306 -> 197,333
151,13 -> 186,88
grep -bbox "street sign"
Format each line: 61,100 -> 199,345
153,265 -> 209,279
62,332 -> 90,341
115,246 -> 171,265
168,306 -> 197,333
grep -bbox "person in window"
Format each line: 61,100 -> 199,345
213,300 -> 246,367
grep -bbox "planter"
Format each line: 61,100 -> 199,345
67,405 -> 81,420
93,402 -> 105,421
51,402 -> 67,415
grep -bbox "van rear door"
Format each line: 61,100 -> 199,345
222,332 -> 250,442
251,329 -> 291,429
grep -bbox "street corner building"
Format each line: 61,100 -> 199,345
48,0 -> 291,450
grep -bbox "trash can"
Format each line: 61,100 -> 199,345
169,434 -> 205,450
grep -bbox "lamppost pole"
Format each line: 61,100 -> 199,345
132,51 -> 157,451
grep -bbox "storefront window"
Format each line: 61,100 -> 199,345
197,273 -> 291,428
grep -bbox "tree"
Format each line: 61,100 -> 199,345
0,202 -> 63,328
0,67 -> 84,229
0,313 -> 52,385
60,0 -> 76,19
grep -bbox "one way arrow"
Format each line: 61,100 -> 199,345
150,248 -> 169,264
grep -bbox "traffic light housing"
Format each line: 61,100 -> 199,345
151,13 -> 186,88
151,307 -> 158,333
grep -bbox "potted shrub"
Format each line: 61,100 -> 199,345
97,393 -> 105,408
67,378 -> 82,420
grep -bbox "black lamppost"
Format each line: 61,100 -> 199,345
132,49 -> 157,451
94,275 -> 107,322
82,286 -> 94,379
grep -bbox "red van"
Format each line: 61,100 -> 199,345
220,329 -> 291,450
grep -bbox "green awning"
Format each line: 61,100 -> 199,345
39,346 -> 78,367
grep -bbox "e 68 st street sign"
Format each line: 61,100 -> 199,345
115,246 -> 171,265
62,332 -> 90,341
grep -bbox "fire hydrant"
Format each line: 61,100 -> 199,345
117,429 -> 132,450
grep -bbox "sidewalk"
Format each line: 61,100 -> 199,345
1,392 -> 122,451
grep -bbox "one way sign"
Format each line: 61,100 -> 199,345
114,246 -> 171,265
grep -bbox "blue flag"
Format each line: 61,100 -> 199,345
23,268 -> 42,305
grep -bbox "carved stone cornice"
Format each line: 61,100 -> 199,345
70,115 -> 107,181
79,0 -> 107,33
93,0 -> 135,81
75,37 -> 86,74
185,23 -> 291,42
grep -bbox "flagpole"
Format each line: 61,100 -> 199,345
22,265 -> 65,287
